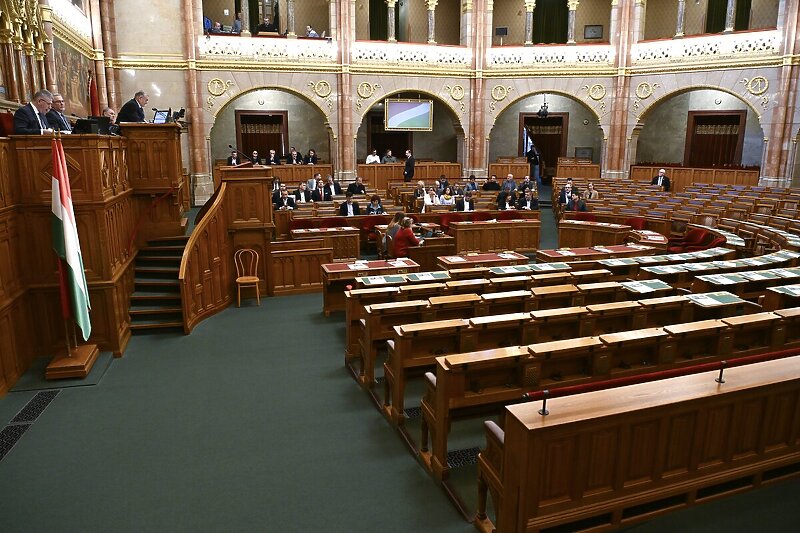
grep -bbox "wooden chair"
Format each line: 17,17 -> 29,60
234,248 -> 261,307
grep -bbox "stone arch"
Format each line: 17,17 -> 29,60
636,85 -> 766,130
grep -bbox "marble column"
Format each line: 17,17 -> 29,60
241,0 -> 251,36
604,0 -> 638,179
524,0 -> 535,46
0,32 -> 20,102
387,0 -> 397,43
99,0 -> 120,110
674,0 -> 686,38
287,0 -> 296,38
467,0 -> 491,177
185,0 -> 212,203
88,0 -> 109,109
426,0 -> 438,44
38,2 -> 56,91
723,0 -> 737,33
566,0 -> 580,45
337,0 -> 355,181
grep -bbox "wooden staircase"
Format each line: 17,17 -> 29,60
129,236 -> 188,333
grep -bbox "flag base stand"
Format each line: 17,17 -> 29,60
46,344 -> 100,380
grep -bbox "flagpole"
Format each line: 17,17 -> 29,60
64,319 -> 72,356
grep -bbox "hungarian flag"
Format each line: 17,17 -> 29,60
87,69 -> 100,116
51,138 -> 92,341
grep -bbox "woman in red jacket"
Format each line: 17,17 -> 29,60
392,217 -> 421,258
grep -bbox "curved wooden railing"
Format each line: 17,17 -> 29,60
179,182 -> 232,333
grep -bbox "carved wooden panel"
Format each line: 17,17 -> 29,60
662,412 -> 696,477
582,428 -> 619,497
0,298 -> 33,395
119,124 -> 182,192
0,212 -> 23,305
624,420 -> 661,487
270,249 -> 333,294
537,436 -> 577,506
0,138 -> 16,208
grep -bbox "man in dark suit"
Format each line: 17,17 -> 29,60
116,91 -> 148,123
455,191 -> 475,212
13,89 -> 54,134
323,176 -> 342,199
311,182 -> 326,202
338,192 -> 361,216
46,93 -> 72,132
517,189 -> 539,210
403,149 -> 415,182
227,150 -> 240,165
346,176 -> 366,195
651,168 -> 671,191
265,149 -> 281,165
275,188 -> 296,210
294,182 -> 312,203
498,190 -> 517,210
286,148 -> 304,165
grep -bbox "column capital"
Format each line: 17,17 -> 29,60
634,0 -> 646,5
524,0 -> 536,11
567,0 -> 579,10
386,0 -> 397,7
426,0 -> 438,10
461,0 -> 473,12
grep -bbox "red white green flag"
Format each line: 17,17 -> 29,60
51,138 -> 92,341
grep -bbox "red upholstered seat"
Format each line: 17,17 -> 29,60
686,236 -> 726,252
289,218 -> 315,231
438,212 -> 464,232
360,215 -> 390,243
574,212 -> 597,222
624,216 -> 646,230
469,212 -> 493,222
319,217 -> 348,228
497,210 -> 522,221
0,112 -> 13,137
668,228 -> 707,247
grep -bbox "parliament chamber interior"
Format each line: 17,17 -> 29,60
2,0 -> 800,531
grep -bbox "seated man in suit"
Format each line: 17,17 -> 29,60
311,182 -> 326,202
46,93 -> 73,133
502,173 -> 517,192
117,90 -> 148,123
464,175 -> 478,192
381,149 -> 398,163
294,182 -> 312,204
558,182 -> 574,204
275,188 -> 295,210
251,150 -> 261,164
456,191 -> 475,212
256,16 -> 277,33
102,107 -> 120,135
14,89 -> 54,134
286,147 -> 304,165
339,192 -> 361,216
365,149 -> 381,164
482,174 -> 501,191
518,175 -> 534,192
227,150 -> 241,165
265,149 -> 281,165
347,176 -> 366,195
517,189 -> 539,210
498,190 -> 517,210
304,149 -> 318,165
323,175 -> 342,199
651,168 -> 671,191
272,182 -> 285,204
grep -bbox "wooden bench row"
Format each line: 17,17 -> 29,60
380,291 -> 752,427
475,353 -> 800,533
418,307 -> 800,482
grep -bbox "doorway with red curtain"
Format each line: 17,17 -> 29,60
684,111 -> 746,167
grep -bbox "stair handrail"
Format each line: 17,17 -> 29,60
178,182 -> 231,333
193,183 -> 222,226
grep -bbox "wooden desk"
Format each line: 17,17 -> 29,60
291,226 -> 360,262
558,220 -> 630,248
450,219 -> 540,253
536,244 -> 656,263
321,259 -> 420,315
408,236 -> 456,271
436,252 -> 528,270
476,356 -> 800,533
629,229 -> 669,250
271,164 -> 333,185
357,162 -> 462,191
763,284 -> 800,311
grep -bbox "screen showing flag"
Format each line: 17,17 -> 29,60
385,99 -> 433,131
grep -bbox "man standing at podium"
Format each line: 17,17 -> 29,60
46,93 -> 72,133
227,150 -> 240,165
651,168 -> 671,191
13,89 -> 54,134
117,90 -> 148,123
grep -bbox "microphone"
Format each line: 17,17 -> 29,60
228,144 -> 255,163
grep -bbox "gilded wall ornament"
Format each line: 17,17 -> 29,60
635,82 -> 660,100
357,82 -> 378,99
445,84 -> 465,101
207,78 -> 232,97
583,84 -> 606,101
311,80 -> 332,98
742,76 -> 768,96
489,85 -> 512,112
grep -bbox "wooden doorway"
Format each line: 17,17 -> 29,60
367,111 -> 411,162
520,113 -> 569,177
235,110 -> 288,159
684,111 -> 746,167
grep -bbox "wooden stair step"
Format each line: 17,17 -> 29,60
130,307 -> 183,316
130,321 -> 184,331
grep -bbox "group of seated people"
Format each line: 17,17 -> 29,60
13,88 -> 148,135
414,173 -> 540,213
272,174 -> 386,216
556,178 -> 601,212
383,212 -> 429,258
229,146 -> 319,166
364,149 -> 401,164
205,14 -> 323,38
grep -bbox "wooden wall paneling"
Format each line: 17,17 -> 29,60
272,164 -> 334,186
270,248 -> 333,295
0,138 -> 16,208
0,298 -> 35,395
119,124 -> 183,192
488,163 -> 529,180
0,211 -> 24,303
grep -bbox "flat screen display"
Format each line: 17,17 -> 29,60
385,99 -> 433,131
